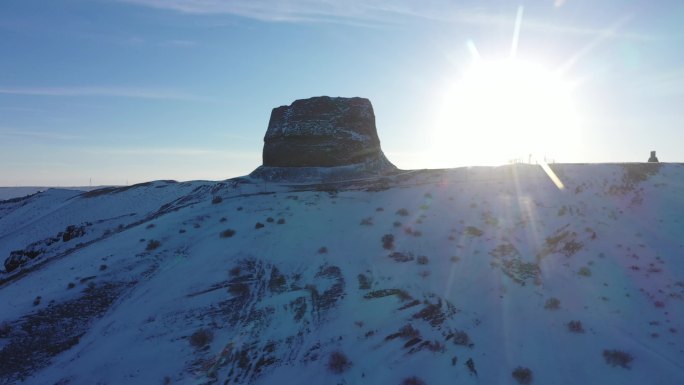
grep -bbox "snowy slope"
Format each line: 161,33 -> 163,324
0,164 -> 683,385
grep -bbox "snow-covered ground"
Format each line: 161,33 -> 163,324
0,163 -> 683,385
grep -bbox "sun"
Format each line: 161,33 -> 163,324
431,58 -> 581,167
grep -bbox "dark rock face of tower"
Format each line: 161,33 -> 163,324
262,96 -> 390,168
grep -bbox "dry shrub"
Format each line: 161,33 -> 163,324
401,376 -> 426,385
567,320 -> 584,333
544,297 -> 560,310
382,234 -> 395,250
146,239 -> 161,251
396,208 -> 410,216
327,350 -> 351,374
189,328 -> 214,348
451,330 -> 472,347
512,367 -> 533,384
603,349 -> 633,368
220,229 -> 236,238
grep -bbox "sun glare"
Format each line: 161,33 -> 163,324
432,58 -> 581,167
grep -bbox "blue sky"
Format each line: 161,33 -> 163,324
1,0 -> 683,186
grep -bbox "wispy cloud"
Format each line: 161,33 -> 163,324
87,146 -> 259,158
0,86 -> 201,101
93,147 -> 218,156
160,39 -> 198,48
0,129 -> 84,141
118,0 -> 667,41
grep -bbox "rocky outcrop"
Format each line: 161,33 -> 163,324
251,96 -> 396,181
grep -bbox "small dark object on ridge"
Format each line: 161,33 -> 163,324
255,222 -> 264,229
648,150 -> 659,163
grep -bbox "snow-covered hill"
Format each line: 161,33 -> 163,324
1,163 -> 683,385
0,186 -> 102,201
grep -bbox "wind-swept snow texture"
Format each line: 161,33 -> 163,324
1,164 -> 683,385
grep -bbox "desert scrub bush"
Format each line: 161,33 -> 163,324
357,273 -> 372,290
266,217 -> 274,223
393,221 -> 402,227
220,229 -> 236,238
396,208 -> 410,216
401,376 -> 426,385
364,289 -> 412,301
277,218 -> 285,224
386,324 -> 421,340
603,349 -> 633,368
146,223 -> 155,229
416,255 -> 429,265
465,226 -> 483,237
219,217 -> 227,222
511,367 -> 533,384
544,297 -> 560,310
99,264 -> 107,271
449,330 -> 473,347
426,340 -> 444,352
146,239 -> 161,251
254,222 -> 265,229
229,282 -> 250,297
327,351 -> 351,374
318,246 -> 328,254
389,251 -> 414,262
578,266 -> 592,276
211,196 -> 222,204
562,240 -> 584,256
382,234 -> 395,250
567,320 -> 584,333
360,217 -> 374,226
189,328 -> 214,348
